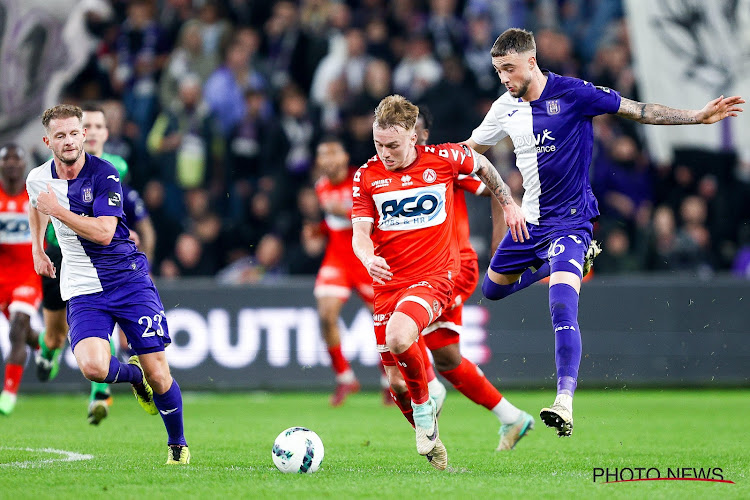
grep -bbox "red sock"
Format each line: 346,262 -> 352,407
327,345 -> 350,375
440,357 -> 502,410
391,389 -> 415,427
3,364 -> 24,394
392,342 -> 429,405
416,335 -> 437,382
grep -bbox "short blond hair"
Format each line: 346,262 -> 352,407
373,95 -> 419,131
42,104 -> 83,131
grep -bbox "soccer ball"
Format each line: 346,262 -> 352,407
272,427 -> 325,473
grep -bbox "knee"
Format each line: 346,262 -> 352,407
389,377 -> 408,394
431,345 -> 461,372
318,310 -> 338,333
481,274 -> 506,301
78,359 -> 108,382
144,365 -> 173,394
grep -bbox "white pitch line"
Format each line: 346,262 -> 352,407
0,447 -> 94,468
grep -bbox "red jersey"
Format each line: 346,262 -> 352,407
315,167 -> 359,263
352,143 -> 477,289
454,174 -> 485,261
0,183 -> 34,285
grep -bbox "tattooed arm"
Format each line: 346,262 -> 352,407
472,150 -> 529,242
617,95 -> 744,125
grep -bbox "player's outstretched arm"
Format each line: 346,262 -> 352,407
617,96 -> 744,125
36,183 -> 118,246
28,205 -> 55,278
352,221 -> 392,285
473,151 -> 529,243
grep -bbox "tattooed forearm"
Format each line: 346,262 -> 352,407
475,153 -> 513,206
617,97 -> 699,125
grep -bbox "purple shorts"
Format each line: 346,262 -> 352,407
490,221 -> 593,278
67,275 -> 171,355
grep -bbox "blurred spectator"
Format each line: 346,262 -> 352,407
142,179 -> 182,272
264,84 -> 319,206
463,13 -> 498,98
392,32 -> 442,101
161,232 -> 217,278
348,59 -> 393,115
645,204 -> 711,273
260,0 -> 327,94
112,0 -> 169,147
535,28 -> 580,77
418,56 -> 479,144
594,226 -> 642,274
226,89 -> 274,217
203,35 -> 266,137
216,234 -> 287,284
157,0 -> 196,49
311,27 -> 371,108
194,1 -> 233,61
159,20 -> 219,110
425,0 -> 465,60
592,135 -> 653,238
342,99 -> 376,167
100,100 -> 136,180
147,74 -> 225,197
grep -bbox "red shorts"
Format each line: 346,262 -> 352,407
422,257 -> 479,350
0,272 -> 42,319
373,276 -> 453,366
313,253 -> 373,305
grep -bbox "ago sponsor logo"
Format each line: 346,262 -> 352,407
593,466 -> 734,484
373,184 -> 447,231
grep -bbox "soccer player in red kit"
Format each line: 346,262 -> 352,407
352,95 -> 527,469
313,136 -> 378,406
414,110 -> 534,451
0,144 -> 43,415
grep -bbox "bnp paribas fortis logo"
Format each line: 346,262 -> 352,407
593,466 -> 734,485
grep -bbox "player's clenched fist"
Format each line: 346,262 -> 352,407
36,183 -> 60,217
364,255 -> 392,285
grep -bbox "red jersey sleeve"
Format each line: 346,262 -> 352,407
351,165 -> 376,224
455,174 -> 486,196
434,142 -> 478,177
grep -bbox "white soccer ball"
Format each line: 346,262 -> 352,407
272,427 -> 325,473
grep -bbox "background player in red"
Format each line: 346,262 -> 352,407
414,109 -> 534,450
352,95 -> 526,469
312,136 -> 380,406
0,144 -> 43,415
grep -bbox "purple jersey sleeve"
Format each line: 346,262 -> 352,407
92,163 -> 124,218
576,81 -> 622,117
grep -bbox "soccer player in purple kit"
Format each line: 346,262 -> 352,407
465,28 -> 744,437
26,104 -> 190,464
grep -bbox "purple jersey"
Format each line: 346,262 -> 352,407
26,153 -> 148,300
470,71 -> 622,226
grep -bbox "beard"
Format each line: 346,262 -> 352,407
510,76 -> 532,99
58,146 -> 83,165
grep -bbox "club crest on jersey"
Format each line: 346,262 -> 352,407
83,187 -> 93,202
423,169 -> 437,183
546,100 -> 560,115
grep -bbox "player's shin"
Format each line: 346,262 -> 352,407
391,388 -> 415,427
549,283 -> 582,408
103,356 -> 143,384
392,342 -> 430,405
153,379 -> 187,446
440,357 -> 503,411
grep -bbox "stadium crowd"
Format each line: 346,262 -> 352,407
44,0 -> 750,281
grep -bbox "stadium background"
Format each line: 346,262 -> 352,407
1,0 -> 748,391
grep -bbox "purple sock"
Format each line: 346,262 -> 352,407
153,379 -> 187,446
103,356 -> 143,384
482,262 -> 550,300
549,283 -> 581,397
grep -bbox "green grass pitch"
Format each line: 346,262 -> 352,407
1,389 -> 747,499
